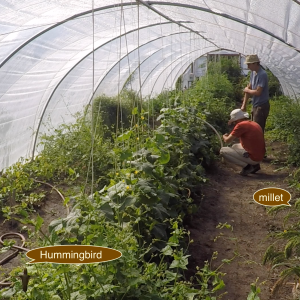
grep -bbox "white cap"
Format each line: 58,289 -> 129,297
228,109 -> 249,124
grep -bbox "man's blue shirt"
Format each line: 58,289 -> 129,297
250,67 -> 269,107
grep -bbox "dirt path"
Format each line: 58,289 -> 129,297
187,143 -> 299,300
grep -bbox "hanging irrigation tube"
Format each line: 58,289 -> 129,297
202,119 -> 223,149
0,233 -> 30,290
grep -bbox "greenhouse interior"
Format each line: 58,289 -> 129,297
1,0 -> 300,299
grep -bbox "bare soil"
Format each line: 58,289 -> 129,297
187,141 -> 299,300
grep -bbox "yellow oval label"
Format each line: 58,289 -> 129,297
253,187 -> 291,207
26,245 -> 122,264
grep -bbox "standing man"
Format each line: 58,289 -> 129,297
241,54 -> 270,134
220,109 -> 265,176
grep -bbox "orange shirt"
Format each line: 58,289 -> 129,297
231,121 -> 265,161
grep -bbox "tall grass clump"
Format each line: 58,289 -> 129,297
92,91 -> 137,134
186,72 -> 236,134
266,95 -> 300,166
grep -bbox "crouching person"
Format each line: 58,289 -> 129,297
220,109 -> 265,176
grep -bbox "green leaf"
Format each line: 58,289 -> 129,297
70,291 -> 87,300
61,209 -> 82,233
156,114 -> 165,121
169,254 -> 190,269
158,151 -> 170,164
155,134 -> 165,145
133,148 -> 151,158
63,197 -> 70,206
1,287 -> 16,298
171,126 -> 180,134
117,130 -> 132,141
49,219 -> 63,232
157,190 -> 170,205
94,235 -> 108,247
146,155 -> 160,164
68,168 -> 75,175
160,108 -> 169,113
161,245 -> 173,256
120,149 -> 132,161
247,291 -> 260,300
136,180 -> 153,192
35,215 -> 44,232
212,279 -> 225,292
132,107 -> 138,115
140,163 -> 154,175
187,293 -> 200,300
164,270 -> 178,282
153,203 -> 169,220
18,209 -> 28,218
99,202 -> 114,220
107,181 -> 126,195
151,224 -> 167,239
93,284 -> 117,295
168,233 -> 179,245
120,196 -> 136,210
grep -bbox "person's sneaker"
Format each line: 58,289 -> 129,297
250,164 -> 261,174
239,164 -> 253,176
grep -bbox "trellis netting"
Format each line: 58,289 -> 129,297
0,0 -> 300,170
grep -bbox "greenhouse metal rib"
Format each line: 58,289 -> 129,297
2,0 -> 299,72
143,1 -> 300,53
31,21 -> 182,158
92,32 -> 191,101
0,2 -> 138,68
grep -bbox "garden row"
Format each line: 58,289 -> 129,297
0,59 -> 242,299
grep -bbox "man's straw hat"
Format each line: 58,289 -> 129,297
244,54 -> 260,64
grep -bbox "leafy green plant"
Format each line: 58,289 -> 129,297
262,199 -> 300,296
0,161 -> 41,215
207,56 -> 245,102
193,73 -> 235,101
0,162 -> 35,202
180,69 -> 237,134
192,252 -> 226,300
92,92 -> 135,134
1,202 -> 225,300
0,63 -> 238,299
266,69 -> 282,98
0,103 -> 227,300
247,278 -> 261,300
34,114 -> 114,184
266,95 -> 300,166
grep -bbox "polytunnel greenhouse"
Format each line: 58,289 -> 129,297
1,0 -> 300,169
1,1 -> 300,299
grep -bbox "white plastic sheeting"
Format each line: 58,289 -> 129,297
1,0 -> 300,169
